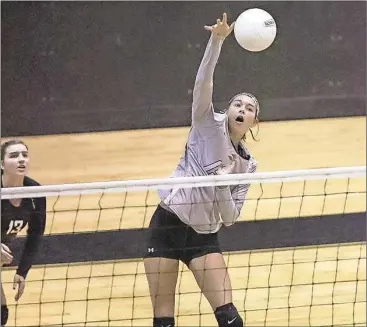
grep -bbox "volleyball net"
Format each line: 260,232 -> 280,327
1,166 -> 366,326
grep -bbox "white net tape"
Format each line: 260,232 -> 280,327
1,166 -> 365,199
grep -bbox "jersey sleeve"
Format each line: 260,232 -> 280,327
16,196 -> 46,279
191,35 -> 224,124
215,162 -> 257,226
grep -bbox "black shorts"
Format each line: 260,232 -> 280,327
144,205 -> 221,266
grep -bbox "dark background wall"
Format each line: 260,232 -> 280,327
1,1 -> 366,137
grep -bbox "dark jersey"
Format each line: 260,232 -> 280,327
1,176 -> 46,278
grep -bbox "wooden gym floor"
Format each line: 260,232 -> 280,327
1,116 -> 366,326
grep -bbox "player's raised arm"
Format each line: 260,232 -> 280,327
192,13 -> 234,123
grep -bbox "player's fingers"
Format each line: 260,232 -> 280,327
204,25 -> 213,31
222,13 -> 227,24
217,18 -> 221,25
1,257 -> 9,265
5,256 -> 13,264
221,166 -> 231,175
13,279 -> 19,300
224,161 -> 235,174
230,162 -> 236,172
2,244 -> 11,253
15,283 -> 25,301
2,252 -> 13,263
5,250 -> 13,258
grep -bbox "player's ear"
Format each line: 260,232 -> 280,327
1,161 -> 4,170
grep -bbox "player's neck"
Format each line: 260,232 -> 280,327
229,130 -> 242,148
2,173 -> 24,187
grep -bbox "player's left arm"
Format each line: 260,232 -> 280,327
215,162 -> 257,226
14,196 -> 46,300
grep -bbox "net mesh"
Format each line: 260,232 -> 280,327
1,167 -> 366,326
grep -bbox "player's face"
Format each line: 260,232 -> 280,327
2,144 -> 29,176
226,94 -> 257,135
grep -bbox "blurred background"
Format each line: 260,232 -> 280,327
2,1 -> 366,137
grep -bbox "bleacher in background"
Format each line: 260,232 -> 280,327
2,1 -> 365,136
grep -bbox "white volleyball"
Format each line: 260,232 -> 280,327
234,8 -> 277,52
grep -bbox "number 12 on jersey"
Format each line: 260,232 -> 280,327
6,220 -> 24,235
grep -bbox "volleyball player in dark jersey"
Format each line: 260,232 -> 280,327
1,140 -> 46,326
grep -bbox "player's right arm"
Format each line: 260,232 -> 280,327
215,161 -> 257,226
16,196 -> 46,279
192,13 -> 234,123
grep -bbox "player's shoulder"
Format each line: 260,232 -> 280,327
24,176 -> 46,207
24,176 -> 41,187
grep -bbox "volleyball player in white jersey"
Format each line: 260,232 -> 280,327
144,13 -> 259,327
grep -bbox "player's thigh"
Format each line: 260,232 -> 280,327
189,252 -> 232,310
144,205 -> 180,297
144,257 -> 179,294
144,257 -> 179,316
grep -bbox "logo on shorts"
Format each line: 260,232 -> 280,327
148,248 -> 155,253
228,317 -> 237,324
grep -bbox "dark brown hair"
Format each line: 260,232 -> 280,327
242,121 -> 260,142
1,139 -> 28,161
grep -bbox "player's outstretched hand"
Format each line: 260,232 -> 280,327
204,13 -> 234,40
13,274 -> 25,301
1,243 -> 13,265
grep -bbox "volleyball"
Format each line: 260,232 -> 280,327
234,8 -> 277,52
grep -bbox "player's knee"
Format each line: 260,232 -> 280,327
214,303 -> 243,327
1,305 -> 9,326
153,317 -> 175,327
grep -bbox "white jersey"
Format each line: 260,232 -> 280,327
158,35 -> 257,234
